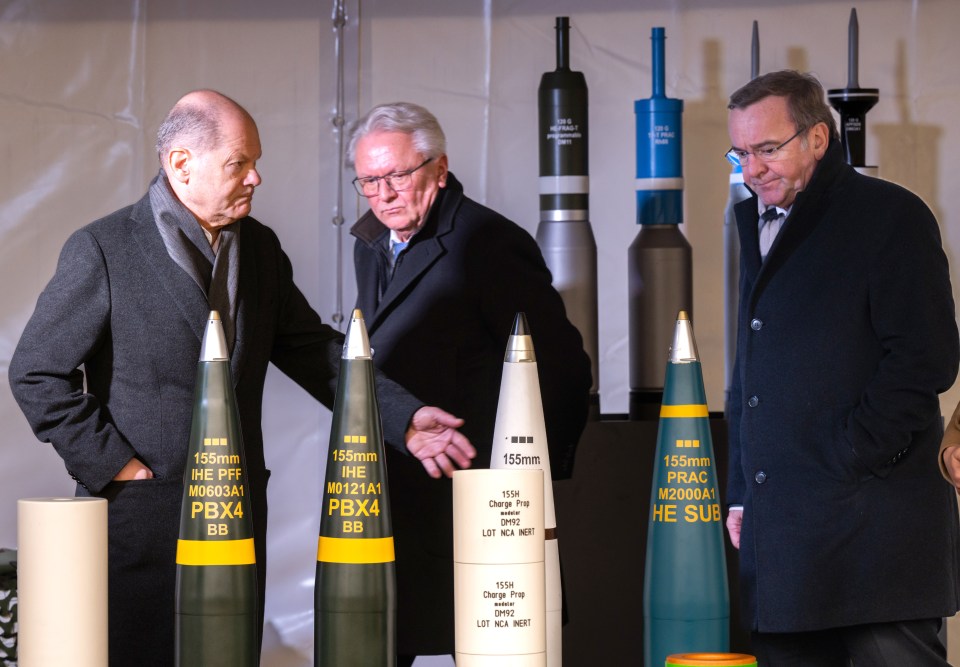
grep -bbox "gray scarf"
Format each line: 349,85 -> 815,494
148,171 -> 239,353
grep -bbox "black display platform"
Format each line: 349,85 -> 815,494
553,416 -> 750,666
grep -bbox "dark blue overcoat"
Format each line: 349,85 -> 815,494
352,172 -> 592,655
727,140 -> 960,632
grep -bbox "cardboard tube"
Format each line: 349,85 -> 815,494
18,497 -> 108,667
454,469 -> 545,666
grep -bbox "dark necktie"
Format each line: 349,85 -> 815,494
759,208 -> 783,259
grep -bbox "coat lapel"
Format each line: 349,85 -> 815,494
131,195 -> 210,345
738,141 -> 849,311
131,194 -> 251,386
370,236 -> 445,330
352,214 -> 388,329
736,196 -> 762,282
230,218 -> 256,384
352,178 -> 462,334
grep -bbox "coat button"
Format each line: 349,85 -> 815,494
751,318 -> 763,330
755,471 -> 767,484
748,396 -> 759,408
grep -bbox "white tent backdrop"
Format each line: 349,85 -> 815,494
1,1 -> 958,664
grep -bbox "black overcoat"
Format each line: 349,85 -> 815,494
352,172 -> 592,655
727,141 -> 960,632
9,191 -> 423,665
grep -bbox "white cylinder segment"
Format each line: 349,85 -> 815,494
454,469 -> 546,666
18,497 -> 108,667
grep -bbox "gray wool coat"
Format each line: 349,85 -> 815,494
9,191 -> 423,666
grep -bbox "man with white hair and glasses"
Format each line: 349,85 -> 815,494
347,101 -> 592,665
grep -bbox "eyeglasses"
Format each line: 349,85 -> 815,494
724,128 -> 805,167
352,158 -> 433,197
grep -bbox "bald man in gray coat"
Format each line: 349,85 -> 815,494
9,89 -> 474,666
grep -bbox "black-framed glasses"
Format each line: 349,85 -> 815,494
724,127 -> 805,167
352,158 -> 433,197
